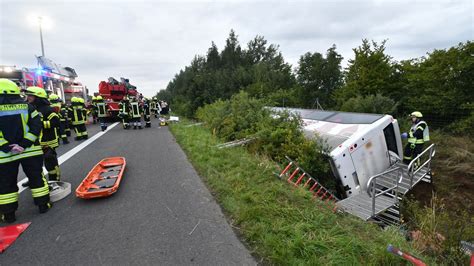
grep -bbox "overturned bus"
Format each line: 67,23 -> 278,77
271,107 -> 403,199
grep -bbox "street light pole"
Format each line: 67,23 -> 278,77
38,16 -> 45,57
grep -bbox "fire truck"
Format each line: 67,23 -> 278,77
97,77 -> 139,118
0,56 -> 87,103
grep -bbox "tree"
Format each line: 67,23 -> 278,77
296,45 -> 343,108
333,39 -> 399,108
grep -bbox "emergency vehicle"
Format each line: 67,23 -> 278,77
0,56 -> 87,103
97,77 -> 139,118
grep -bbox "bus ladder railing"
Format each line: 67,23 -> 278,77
278,156 -> 339,212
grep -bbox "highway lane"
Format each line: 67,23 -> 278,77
3,119 -> 255,265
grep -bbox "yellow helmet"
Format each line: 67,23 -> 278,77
410,111 -> 423,118
49,93 -> 60,101
0,78 -> 21,95
91,96 -> 97,101
71,97 -> 80,103
96,95 -> 103,101
25,86 -> 48,99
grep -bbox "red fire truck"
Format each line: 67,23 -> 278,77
98,77 -> 139,118
0,56 -> 87,103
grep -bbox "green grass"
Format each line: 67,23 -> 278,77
170,121 -> 434,265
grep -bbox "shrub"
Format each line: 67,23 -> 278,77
197,91 -> 335,191
403,195 -> 473,264
340,93 -> 398,114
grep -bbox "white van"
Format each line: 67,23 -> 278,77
271,107 -> 403,199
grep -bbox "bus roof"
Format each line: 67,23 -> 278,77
270,107 -> 386,149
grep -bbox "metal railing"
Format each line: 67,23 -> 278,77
407,144 -> 436,187
366,167 -> 403,217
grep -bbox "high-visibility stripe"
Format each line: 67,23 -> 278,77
0,146 -> 43,163
25,132 -> 38,142
31,110 -> 39,118
0,192 -> 19,205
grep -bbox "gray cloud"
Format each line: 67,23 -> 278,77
1,0 -> 472,96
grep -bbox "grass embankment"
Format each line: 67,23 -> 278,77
170,121 -> 432,265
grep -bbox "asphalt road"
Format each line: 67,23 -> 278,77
3,118 -> 255,265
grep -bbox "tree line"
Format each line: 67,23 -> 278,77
157,30 -> 473,134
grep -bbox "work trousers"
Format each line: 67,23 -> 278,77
403,143 -> 424,164
73,123 -> 88,139
0,155 -> 50,214
43,146 -> 60,181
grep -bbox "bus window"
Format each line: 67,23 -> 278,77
383,123 -> 398,155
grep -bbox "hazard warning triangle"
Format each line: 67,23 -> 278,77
0,222 -> 31,253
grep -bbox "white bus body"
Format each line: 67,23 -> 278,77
272,108 -> 403,199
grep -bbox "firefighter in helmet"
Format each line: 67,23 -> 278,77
90,96 -> 98,124
0,79 -> 51,223
49,93 -> 69,144
94,95 -> 108,131
25,87 -> 61,182
118,96 -> 131,129
69,97 -> 88,140
129,96 -> 143,129
401,111 -> 430,164
143,97 -> 151,128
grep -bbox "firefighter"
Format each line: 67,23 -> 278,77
95,95 -> 108,131
150,97 -> 157,117
130,96 -> 143,129
49,94 -> 69,144
160,100 -> 169,116
143,98 -> 151,128
0,79 -> 51,223
69,97 -> 88,140
118,97 -> 131,129
402,111 -> 430,164
90,96 -> 98,124
25,87 -> 61,182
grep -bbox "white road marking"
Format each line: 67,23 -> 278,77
17,122 -> 119,193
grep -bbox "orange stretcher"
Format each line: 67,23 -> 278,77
75,157 -> 126,199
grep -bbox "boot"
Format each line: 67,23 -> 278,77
1,212 -> 16,223
62,138 -> 70,144
75,136 -> 81,141
39,202 -> 52,214
82,135 -> 88,140
101,125 -> 107,131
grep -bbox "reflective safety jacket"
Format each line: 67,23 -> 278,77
35,103 -> 60,148
0,97 -> 43,163
130,101 -> 142,118
119,100 -> 130,115
95,101 -> 108,118
143,102 -> 151,116
68,102 -> 87,125
408,120 -> 430,145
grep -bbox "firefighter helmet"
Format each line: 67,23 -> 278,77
0,78 -> 21,95
49,93 -> 60,102
96,95 -> 103,101
25,86 -> 48,99
410,111 -> 423,118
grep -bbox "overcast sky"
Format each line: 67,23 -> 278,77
1,0 -> 472,97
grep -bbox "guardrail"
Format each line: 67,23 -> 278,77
407,144 -> 436,187
366,167 -> 403,216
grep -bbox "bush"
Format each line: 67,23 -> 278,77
340,93 -> 398,114
403,195 -> 473,264
197,91 -> 335,191
445,111 -> 474,136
